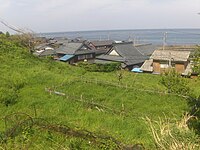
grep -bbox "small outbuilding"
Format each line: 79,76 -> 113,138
141,49 -> 192,75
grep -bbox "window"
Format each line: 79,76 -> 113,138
171,62 -> 175,68
86,54 -> 93,59
160,63 -> 169,68
78,55 -> 86,60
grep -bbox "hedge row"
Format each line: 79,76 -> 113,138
78,62 -> 120,72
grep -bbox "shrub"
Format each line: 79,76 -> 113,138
191,47 -> 200,75
188,95 -> 200,133
78,62 -> 120,72
160,69 -> 190,96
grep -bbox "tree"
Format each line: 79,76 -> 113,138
192,46 -> 200,75
0,19 -> 36,52
5,31 -> 10,37
188,95 -> 200,133
160,69 -> 191,96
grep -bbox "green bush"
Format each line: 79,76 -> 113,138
161,69 -> 190,96
192,47 -> 200,75
78,62 -> 120,72
188,95 -> 200,133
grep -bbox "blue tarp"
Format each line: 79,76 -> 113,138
131,68 -> 143,73
59,55 -> 74,61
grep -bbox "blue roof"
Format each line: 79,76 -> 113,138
131,68 -> 143,73
59,55 -> 74,61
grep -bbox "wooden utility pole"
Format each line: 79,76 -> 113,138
107,32 -> 110,40
133,37 -> 136,46
169,52 -> 172,68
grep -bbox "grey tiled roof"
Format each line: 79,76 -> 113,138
33,50 -> 56,57
150,49 -> 191,62
94,59 -> 117,64
91,40 -> 114,46
96,42 -> 148,66
55,43 -> 83,54
113,43 -> 148,65
135,44 -> 158,56
56,42 -> 100,56
75,49 -> 95,55
96,55 -> 124,62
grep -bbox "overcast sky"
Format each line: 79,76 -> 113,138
0,0 -> 200,33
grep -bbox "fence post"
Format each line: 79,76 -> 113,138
4,117 -> 7,130
121,103 -> 125,118
33,105 -> 37,118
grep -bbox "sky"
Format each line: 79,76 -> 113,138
0,0 -> 200,33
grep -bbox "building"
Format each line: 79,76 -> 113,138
33,44 -> 56,57
141,49 -> 192,75
55,42 -> 97,64
90,40 -> 114,51
134,44 -> 158,56
95,42 -> 148,70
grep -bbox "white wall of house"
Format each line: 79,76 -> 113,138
109,50 -> 119,56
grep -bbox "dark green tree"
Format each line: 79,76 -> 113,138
5,31 -> 10,37
160,69 -> 191,96
192,46 -> 200,75
188,95 -> 200,133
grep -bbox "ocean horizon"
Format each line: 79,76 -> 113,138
39,28 -> 200,45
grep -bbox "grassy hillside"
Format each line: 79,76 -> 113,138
0,35 -> 199,149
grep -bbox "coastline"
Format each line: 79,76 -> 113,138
37,28 -> 200,45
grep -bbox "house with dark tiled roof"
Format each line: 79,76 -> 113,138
95,42 -> 149,70
90,40 -> 114,51
55,42 -> 98,64
134,44 -> 158,56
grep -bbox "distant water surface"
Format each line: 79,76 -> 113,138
39,29 -> 200,45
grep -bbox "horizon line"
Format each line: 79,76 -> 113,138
39,27 -> 200,34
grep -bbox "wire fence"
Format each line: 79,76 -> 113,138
1,113 -> 144,150
43,76 -> 189,120
53,76 -> 189,99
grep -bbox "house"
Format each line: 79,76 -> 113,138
141,49 -> 192,75
134,44 -> 158,56
35,43 -> 54,51
84,40 -> 109,56
55,42 -> 97,64
49,37 -> 69,46
33,43 -> 56,57
33,49 -> 56,57
95,42 -> 148,70
90,40 -> 113,51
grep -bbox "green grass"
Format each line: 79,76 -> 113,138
0,36 -> 196,149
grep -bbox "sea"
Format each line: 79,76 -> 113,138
39,28 -> 200,45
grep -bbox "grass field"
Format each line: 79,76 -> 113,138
0,36 -> 199,149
